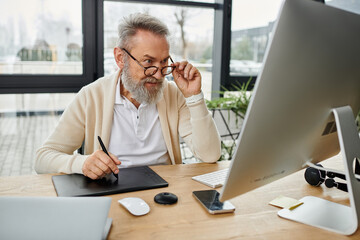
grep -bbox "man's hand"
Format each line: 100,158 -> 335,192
172,61 -> 202,98
82,150 -> 121,180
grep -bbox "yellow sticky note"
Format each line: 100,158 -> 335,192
269,195 -> 303,210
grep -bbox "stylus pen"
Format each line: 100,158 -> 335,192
97,136 -> 119,179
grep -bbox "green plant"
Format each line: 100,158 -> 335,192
206,78 -> 252,119
206,79 -> 253,161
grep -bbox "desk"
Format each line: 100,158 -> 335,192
0,154 -> 358,239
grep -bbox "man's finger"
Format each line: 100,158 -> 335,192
98,151 -> 119,174
95,159 -> 113,174
109,152 -> 121,165
188,67 -> 198,80
183,63 -> 193,79
86,170 -> 99,180
178,61 -> 188,70
89,163 -> 106,177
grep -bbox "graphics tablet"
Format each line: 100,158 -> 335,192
52,165 -> 168,197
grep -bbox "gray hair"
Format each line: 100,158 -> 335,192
116,13 -> 170,50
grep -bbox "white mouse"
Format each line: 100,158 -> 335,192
118,197 -> 150,216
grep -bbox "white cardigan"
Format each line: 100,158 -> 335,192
35,70 -> 221,174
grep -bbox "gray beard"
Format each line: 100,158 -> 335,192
121,63 -> 165,105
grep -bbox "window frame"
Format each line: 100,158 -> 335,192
219,0 -> 256,94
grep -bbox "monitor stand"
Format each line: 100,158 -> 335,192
278,106 -> 360,235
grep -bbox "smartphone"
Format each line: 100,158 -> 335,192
193,190 -> 235,214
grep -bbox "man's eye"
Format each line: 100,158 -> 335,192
144,59 -> 152,64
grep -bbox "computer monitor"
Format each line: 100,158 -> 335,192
220,0 -> 360,234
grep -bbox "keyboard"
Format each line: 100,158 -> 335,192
192,168 -> 229,188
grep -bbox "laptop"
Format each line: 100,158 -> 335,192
0,196 -> 112,240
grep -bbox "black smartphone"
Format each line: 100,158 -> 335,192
193,190 -> 235,214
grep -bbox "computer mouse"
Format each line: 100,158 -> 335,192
154,192 -> 178,205
118,197 -> 150,216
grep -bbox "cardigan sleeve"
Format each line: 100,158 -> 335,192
178,95 -> 222,163
34,88 -> 89,174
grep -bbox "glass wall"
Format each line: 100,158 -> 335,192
230,0 -> 282,76
0,0 -> 82,75
103,1 -> 215,99
230,0 -> 360,78
325,0 -> 360,14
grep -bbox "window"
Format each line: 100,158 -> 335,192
0,0 -> 96,94
325,0 -> 360,14
103,1 -> 215,99
229,0 -> 360,79
230,0 -> 282,77
0,0 -> 82,75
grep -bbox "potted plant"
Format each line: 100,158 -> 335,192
206,79 -> 253,160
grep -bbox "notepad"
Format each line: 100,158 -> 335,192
52,166 -> 168,197
269,195 -> 303,210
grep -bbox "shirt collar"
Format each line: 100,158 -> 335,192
115,77 -> 125,105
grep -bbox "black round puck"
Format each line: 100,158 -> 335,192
154,192 -> 178,205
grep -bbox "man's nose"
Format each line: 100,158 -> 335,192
153,68 -> 163,80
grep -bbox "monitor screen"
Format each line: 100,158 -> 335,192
220,0 -> 360,201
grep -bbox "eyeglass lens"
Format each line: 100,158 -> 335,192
144,66 -> 174,76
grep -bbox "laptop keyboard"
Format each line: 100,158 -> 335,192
192,168 -> 229,188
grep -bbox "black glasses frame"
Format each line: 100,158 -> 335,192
121,48 -> 175,77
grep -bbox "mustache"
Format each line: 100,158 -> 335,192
141,77 -> 164,84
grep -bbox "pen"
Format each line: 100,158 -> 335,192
97,136 -> 119,179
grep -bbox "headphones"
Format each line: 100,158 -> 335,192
304,164 -> 348,192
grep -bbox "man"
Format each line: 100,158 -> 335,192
35,13 -> 221,180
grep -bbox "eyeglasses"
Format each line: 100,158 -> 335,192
122,48 -> 175,77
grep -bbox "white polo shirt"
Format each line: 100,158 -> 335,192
108,80 -> 170,168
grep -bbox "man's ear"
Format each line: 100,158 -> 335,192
114,47 -> 124,69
